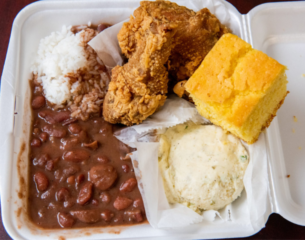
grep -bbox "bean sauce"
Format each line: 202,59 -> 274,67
28,82 -> 146,228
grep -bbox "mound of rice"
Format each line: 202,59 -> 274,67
31,25 -> 109,121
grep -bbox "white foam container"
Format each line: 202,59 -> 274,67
1,0 -> 305,239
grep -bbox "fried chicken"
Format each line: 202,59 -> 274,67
103,10 -> 177,125
103,1 -> 229,125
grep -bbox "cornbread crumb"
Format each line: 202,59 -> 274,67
185,33 -> 288,144
293,116 -> 298,122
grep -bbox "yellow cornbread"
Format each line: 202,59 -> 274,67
185,33 -> 288,144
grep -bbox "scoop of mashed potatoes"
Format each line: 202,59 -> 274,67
158,122 -> 249,212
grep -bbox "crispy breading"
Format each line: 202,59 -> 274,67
103,1 -> 229,125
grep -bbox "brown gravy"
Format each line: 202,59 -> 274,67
28,81 -> 146,229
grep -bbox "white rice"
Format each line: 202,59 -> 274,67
31,26 -> 89,105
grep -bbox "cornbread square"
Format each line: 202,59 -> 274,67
185,33 -> 288,144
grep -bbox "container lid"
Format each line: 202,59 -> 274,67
246,1 -> 305,226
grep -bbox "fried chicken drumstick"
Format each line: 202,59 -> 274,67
103,1 -> 229,125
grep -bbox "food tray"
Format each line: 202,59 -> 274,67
1,0 -> 305,239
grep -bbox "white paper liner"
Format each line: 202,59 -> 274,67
87,0 -> 269,230
114,96 -> 268,229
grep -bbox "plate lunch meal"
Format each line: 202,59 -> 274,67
0,0 -> 305,239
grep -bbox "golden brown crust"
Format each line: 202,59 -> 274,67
185,33 -> 288,144
103,1 -> 229,125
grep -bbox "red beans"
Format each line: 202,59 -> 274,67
122,164 -> 130,173
77,182 -> 93,205
101,210 -> 114,222
89,165 -> 117,191
45,159 -> 55,171
124,210 -> 143,223
53,111 -> 71,123
68,123 -> 82,134
60,137 -> 80,150
63,150 -> 90,162
70,210 -> 100,223
39,110 -> 71,124
76,174 -> 85,185
57,212 -> 75,228
100,192 -> 111,204
31,138 -> 41,147
133,198 -> 145,212
38,110 -> 56,124
42,125 -> 67,138
56,188 -> 70,202
33,154 -> 49,167
34,172 -> 49,192
120,178 -> 137,192
97,23 -> 110,33
67,176 -> 75,185
32,96 -> 45,109
91,199 -> 99,206
39,132 -> 48,142
113,196 -> 133,211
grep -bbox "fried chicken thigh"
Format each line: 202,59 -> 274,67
103,1 -> 229,125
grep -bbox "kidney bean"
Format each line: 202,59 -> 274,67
113,196 -> 133,211
89,165 -> 117,191
122,164 -> 130,173
91,199 -> 99,206
83,141 -> 98,150
77,182 -> 93,205
70,210 -> 100,223
57,212 -> 75,228
64,198 -> 75,208
31,138 -> 41,147
62,118 -> 77,126
97,156 -> 109,163
32,96 -> 45,109
63,149 -> 90,162
45,160 -> 54,171
68,123 -> 82,134
113,214 -> 123,223
53,111 -> 71,123
63,165 -> 80,176
133,198 -> 145,212
97,23 -> 110,33
33,154 -> 50,167
101,210 -> 114,222
42,125 -> 67,138
34,172 -> 49,192
77,130 -> 88,142
56,188 -> 70,202
39,110 -> 70,124
60,137 -> 80,150
124,210 -> 143,223
39,132 -> 48,142
76,174 -> 85,185
33,128 -> 39,134
67,176 -> 75,185
120,178 -> 137,192
99,192 -> 111,204
54,169 -> 63,180
38,110 -> 57,124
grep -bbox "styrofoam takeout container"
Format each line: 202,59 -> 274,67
1,0 -> 305,239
